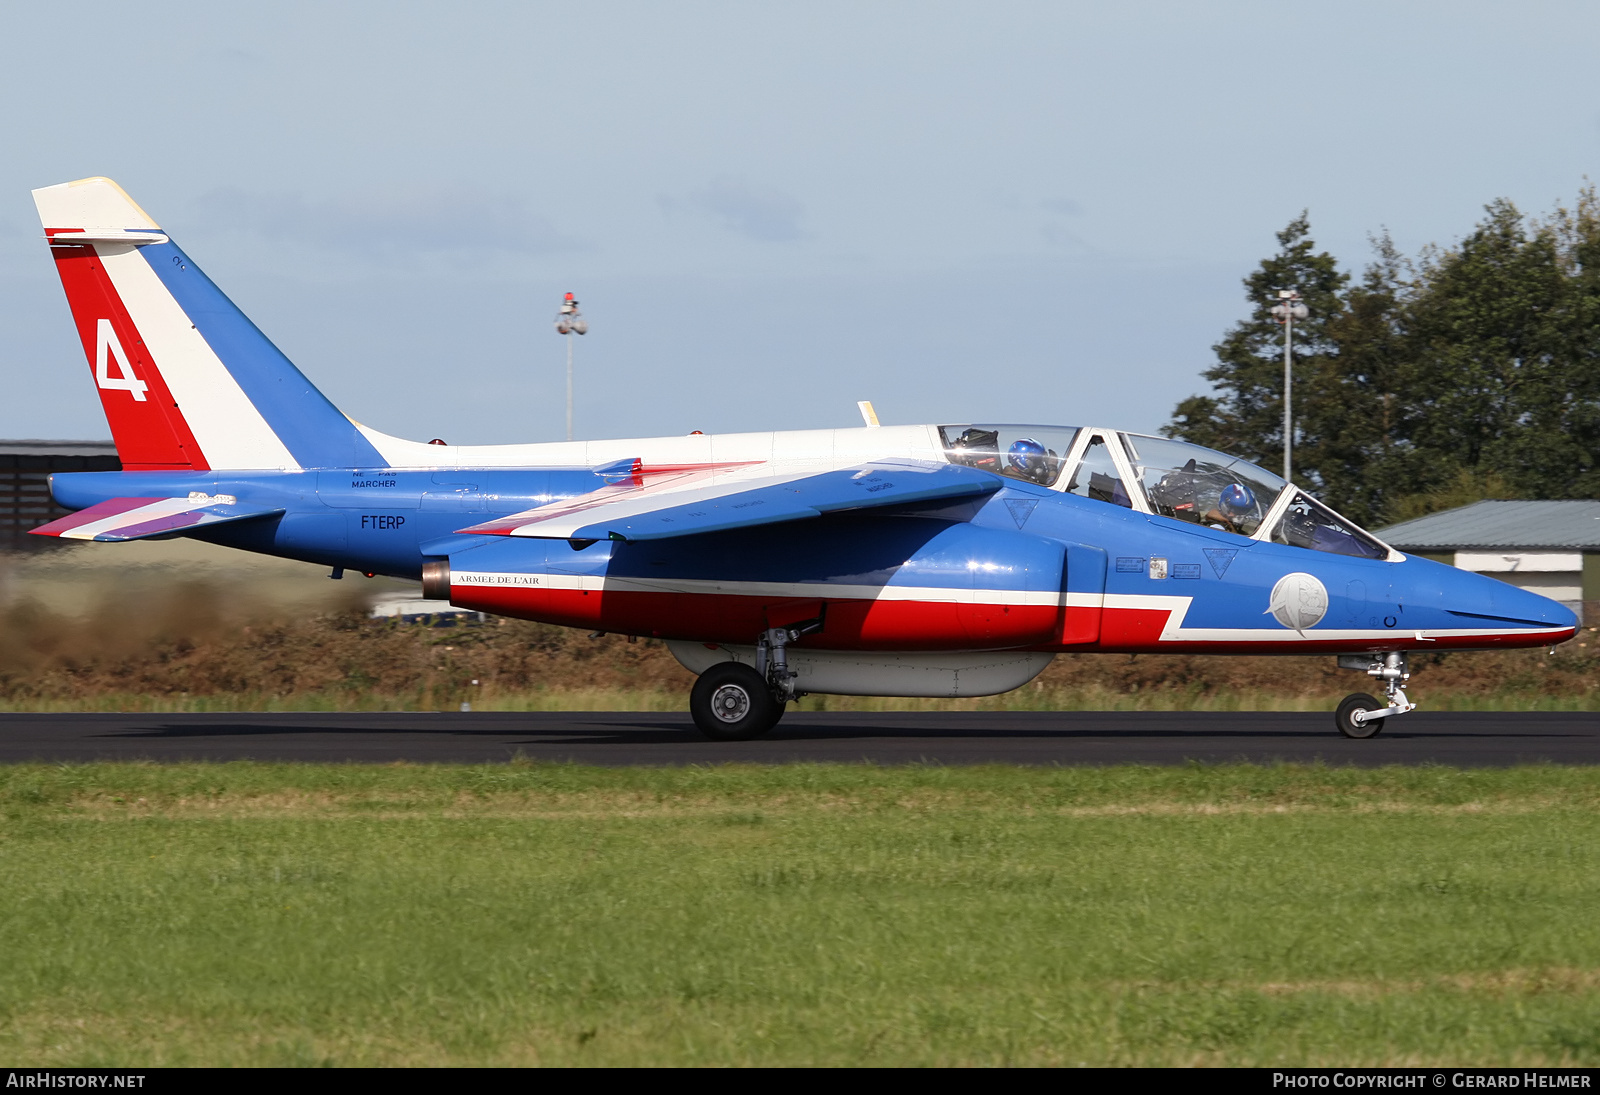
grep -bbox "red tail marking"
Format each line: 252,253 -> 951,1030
49,244 -> 208,471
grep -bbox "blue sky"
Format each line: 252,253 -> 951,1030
2,1 -> 1598,444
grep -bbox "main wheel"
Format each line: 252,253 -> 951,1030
690,662 -> 785,741
1335,692 -> 1386,739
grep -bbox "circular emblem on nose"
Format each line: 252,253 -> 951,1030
1268,571 -> 1329,631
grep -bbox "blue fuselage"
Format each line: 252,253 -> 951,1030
49,467 -> 1579,655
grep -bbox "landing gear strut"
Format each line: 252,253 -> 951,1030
1334,652 -> 1417,738
688,616 -> 825,742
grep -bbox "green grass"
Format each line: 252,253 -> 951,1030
3,762 -> 1600,1066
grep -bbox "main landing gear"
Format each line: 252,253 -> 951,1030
689,618 -> 824,741
1334,652 -> 1417,739
690,663 -> 784,741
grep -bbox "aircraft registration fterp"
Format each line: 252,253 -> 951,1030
26,177 -> 1578,740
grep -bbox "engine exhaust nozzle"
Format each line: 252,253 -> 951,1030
421,559 -> 451,601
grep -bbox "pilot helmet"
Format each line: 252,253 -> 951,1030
1218,482 -> 1256,515
1007,438 -> 1049,478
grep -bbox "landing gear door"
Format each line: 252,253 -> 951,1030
1061,541 -> 1107,645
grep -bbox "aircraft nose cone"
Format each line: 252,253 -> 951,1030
1441,561 -> 1578,635
1500,580 -> 1580,631
1402,556 -> 1579,644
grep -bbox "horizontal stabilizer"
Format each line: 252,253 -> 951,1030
455,459 -> 1002,542
44,228 -> 169,246
29,494 -> 284,542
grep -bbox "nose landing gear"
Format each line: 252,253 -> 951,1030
1334,652 -> 1417,738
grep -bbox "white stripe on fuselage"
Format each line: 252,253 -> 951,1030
448,575 -> 1564,643
1091,591 -> 1566,643
453,571 -> 1066,607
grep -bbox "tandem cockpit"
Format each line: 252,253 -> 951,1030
939,424 -> 1399,562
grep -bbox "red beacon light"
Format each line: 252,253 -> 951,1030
555,292 -> 586,335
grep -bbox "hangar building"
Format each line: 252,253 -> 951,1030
1377,500 -> 1600,624
0,440 -> 120,552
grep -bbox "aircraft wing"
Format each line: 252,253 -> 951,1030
29,494 -> 285,542
455,459 -> 1002,542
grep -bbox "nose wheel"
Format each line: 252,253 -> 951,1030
1334,652 -> 1417,738
1335,692 -> 1386,738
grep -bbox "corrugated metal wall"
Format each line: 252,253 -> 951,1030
0,443 -> 120,552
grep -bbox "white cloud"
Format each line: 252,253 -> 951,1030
1041,223 -> 1096,253
663,176 -> 809,242
191,186 -> 583,258
1040,197 -> 1084,217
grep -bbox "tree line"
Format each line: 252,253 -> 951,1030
1164,188 -> 1600,527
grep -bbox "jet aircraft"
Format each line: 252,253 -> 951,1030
26,178 -> 1579,739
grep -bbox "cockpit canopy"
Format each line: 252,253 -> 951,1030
941,425 -> 1079,487
939,424 -> 1394,561
1121,433 -> 1283,538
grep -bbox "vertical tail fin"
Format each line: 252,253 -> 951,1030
33,177 -> 383,471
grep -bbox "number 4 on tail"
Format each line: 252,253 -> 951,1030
95,318 -> 148,402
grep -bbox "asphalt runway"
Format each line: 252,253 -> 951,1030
0,710 -> 1595,766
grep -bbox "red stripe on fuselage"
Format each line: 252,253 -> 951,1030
1089,630 -> 1576,653
452,586 -> 1572,653
1099,604 -> 1169,648
1088,605 -> 1573,653
49,244 -> 208,471
451,584 -> 1064,650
